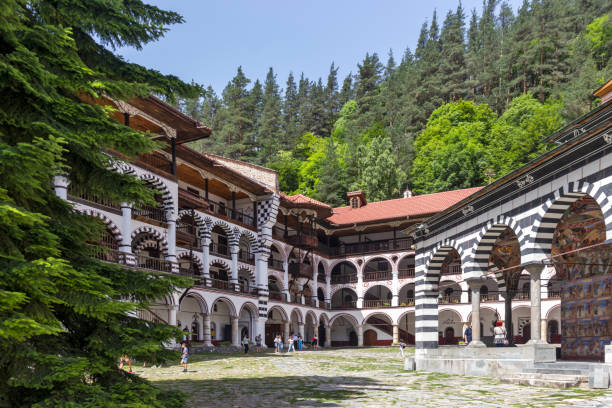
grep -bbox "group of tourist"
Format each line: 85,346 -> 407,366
463,321 -> 508,346
273,333 -> 318,354
241,334 -> 264,354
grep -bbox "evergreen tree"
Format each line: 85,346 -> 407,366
283,72 -> 300,149
215,66 -> 252,159
439,6 -> 468,102
259,68 -> 283,162
324,63 -> 340,133
0,1 -> 197,406
244,79 -> 264,161
315,139 -> 346,206
338,73 -> 354,108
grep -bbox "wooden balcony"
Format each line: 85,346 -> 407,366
398,267 -> 415,279
331,274 -> 357,284
362,299 -> 392,308
178,188 -> 209,211
288,262 -> 312,279
286,234 -> 318,249
363,270 -> 392,282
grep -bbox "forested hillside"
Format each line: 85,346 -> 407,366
183,0 -> 612,206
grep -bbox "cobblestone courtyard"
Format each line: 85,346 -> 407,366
138,348 -> 612,407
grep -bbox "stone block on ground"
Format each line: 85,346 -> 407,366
404,356 -> 415,371
589,365 -> 609,389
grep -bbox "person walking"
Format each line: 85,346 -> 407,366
398,342 -> 407,358
119,354 -> 132,373
287,334 -> 295,353
312,334 -> 318,350
297,335 -> 303,351
180,342 -> 189,373
494,321 -> 507,347
464,323 -> 473,345
255,334 -> 262,353
273,335 -> 280,354
242,335 -> 250,354
278,335 -> 284,353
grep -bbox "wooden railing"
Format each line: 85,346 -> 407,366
137,308 -> 168,324
328,237 -> 413,257
331,274 -> 358,284
441,263 -> 462,275
68,185 -> 121,213
135,253 -> 172,273
332,301 -> 357,309
268,258 -> 284,271
133,203 -> 167,223
207,200 -> 255,227
363,270 -> 392,281
399,298 -> 415,306
362,299 -> 392,308
514,292 -> 530,300
137,153 -> 173,174
210,242 -> 229,258
548,291 -> 560,299
438,296 -> 461,304
398,267 -> 415,279
90,245 -> 124,263
238,249 -> 254,264
269,291 -> 285,301
481,293 -> 499,302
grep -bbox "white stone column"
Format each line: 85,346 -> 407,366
282,260 -> 290,299
391,264 -> 399,307
230,245 -> 239,289
325,326 -> 331,347
357,324 -> 364,347
527,264 -> 545,344
357,268 -> 364,309
257,317 -> 267,348
231,317 -> 240,347
168,305 -> 178,347
53,176 -> 69,200
393,324 -> 399,344
541,318 -> 548,342
467,280 -> 485,347
460,281 -> 470,304
197,314 -> 204,341
201,238 -> 211,286
283,322 -> 290,347
119,202 -> 132,254
325,276 -> 332,303
298,322 -> 305,339
313,263 -> 319,307
203,314 -> 213,347
166,211 -> 176,261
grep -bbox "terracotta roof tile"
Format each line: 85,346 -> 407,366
281,193 -> 332,209
326,187 -> 483,225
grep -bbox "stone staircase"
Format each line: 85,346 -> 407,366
500,362 -> 592,388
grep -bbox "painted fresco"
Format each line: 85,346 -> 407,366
489,228 -> 522,290
553,196 -> 612,361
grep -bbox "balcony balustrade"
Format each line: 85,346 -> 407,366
68,185 -> 120,213
328,237 -> 413,257
206,200 -> 255,227
238,249 -> 255,264
398,267 -> 415,279
548,290 -> 560,299
363,270 -> 393,282
331,274 -> 358,284
514,292 -> 531,300
305,296 -> 317,307
362,299 -> 392,308
399,298 -> 415,306
137,153 -> 173,174
133,203 -> 167,223
135,253 -> 172,273
480,293 -> 499,302
269,291 -> 285,301
178,188 -> 209,211
441,263 -> 462,275
332,300 -> 357,309
438,295 -> 461,304
210,242 -> 230,258
268,258 -> 284,271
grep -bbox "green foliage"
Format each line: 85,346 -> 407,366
0,0 -> 194,406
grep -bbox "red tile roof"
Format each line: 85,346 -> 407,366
326,187 -> 483,225
281,193 -> 332,209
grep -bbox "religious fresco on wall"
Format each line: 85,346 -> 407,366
489,227 -> 522,290
553,196 -> 612,361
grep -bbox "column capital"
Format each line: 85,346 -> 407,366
466,278 -> 487,290
525,263 -> 545,277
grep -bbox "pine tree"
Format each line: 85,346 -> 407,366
215,66 -> 252,159
338,73 -> 354,108
283,72 -> 300,149
0,1 -> 197,406
324,63 -> 340,133
315,139 -> 346,206
259,68 -> 283,162
244,79 -> 263,161
439,6 -> 468,102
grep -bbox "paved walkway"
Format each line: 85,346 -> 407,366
137,347 -> 612,407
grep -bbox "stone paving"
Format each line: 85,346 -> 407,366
137,347 -> 612,407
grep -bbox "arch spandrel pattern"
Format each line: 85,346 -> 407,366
76,208 -> 123,244
211,297 -> 237,318
140,173 -> 174,214
131,226 -> 168,253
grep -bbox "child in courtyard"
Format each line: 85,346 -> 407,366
287,334 -> 295,352
180,341 -> 189,372
297,335 -> 303,350
255,334 -> 262,352
312,334 -> 318,349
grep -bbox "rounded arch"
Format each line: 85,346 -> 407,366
329,313 -> 359,328
180,291 -> 208,314
177,251 -> 204,271
211,296 -> 237,318
131,226 -> 168,254
269,242 -> 287,261
238,229 -> 258,252
329,258 -> 359,272
470,216 -> 526,279
267,305 -> 289,322
239,301 -> 258,317
178,209 -> 207,240
210,258 -> 231,271
290,307 -> 304,324
362,311 -> 393,326
397,253 -> 416,266
140,173 -> 174,213
305,310 -> 317,325
210,219 -> 237,246
397,310 -> 416,325
545,303 -> 561,320
531,181 -> 611,258
318,312 -> 330,327
466,306 -> 501,323
423,242 -> 462,293
78,208 -> 123,244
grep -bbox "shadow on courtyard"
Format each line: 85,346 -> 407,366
154,374 -> 392,407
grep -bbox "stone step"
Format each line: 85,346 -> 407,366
534,362 -> 595,370
500,376 -> 584,389
523,367 -> 588,376
509,372 -> 588,382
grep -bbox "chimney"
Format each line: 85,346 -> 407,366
347,191 -> 366,209
403,189 -> 413,198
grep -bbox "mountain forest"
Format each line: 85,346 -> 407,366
184,0 -> 612,206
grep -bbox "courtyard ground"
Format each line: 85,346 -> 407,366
138,347 -> 612,407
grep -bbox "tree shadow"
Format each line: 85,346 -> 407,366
153,375 -> 392,407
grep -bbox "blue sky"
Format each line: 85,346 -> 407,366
119,1 -> 524,95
